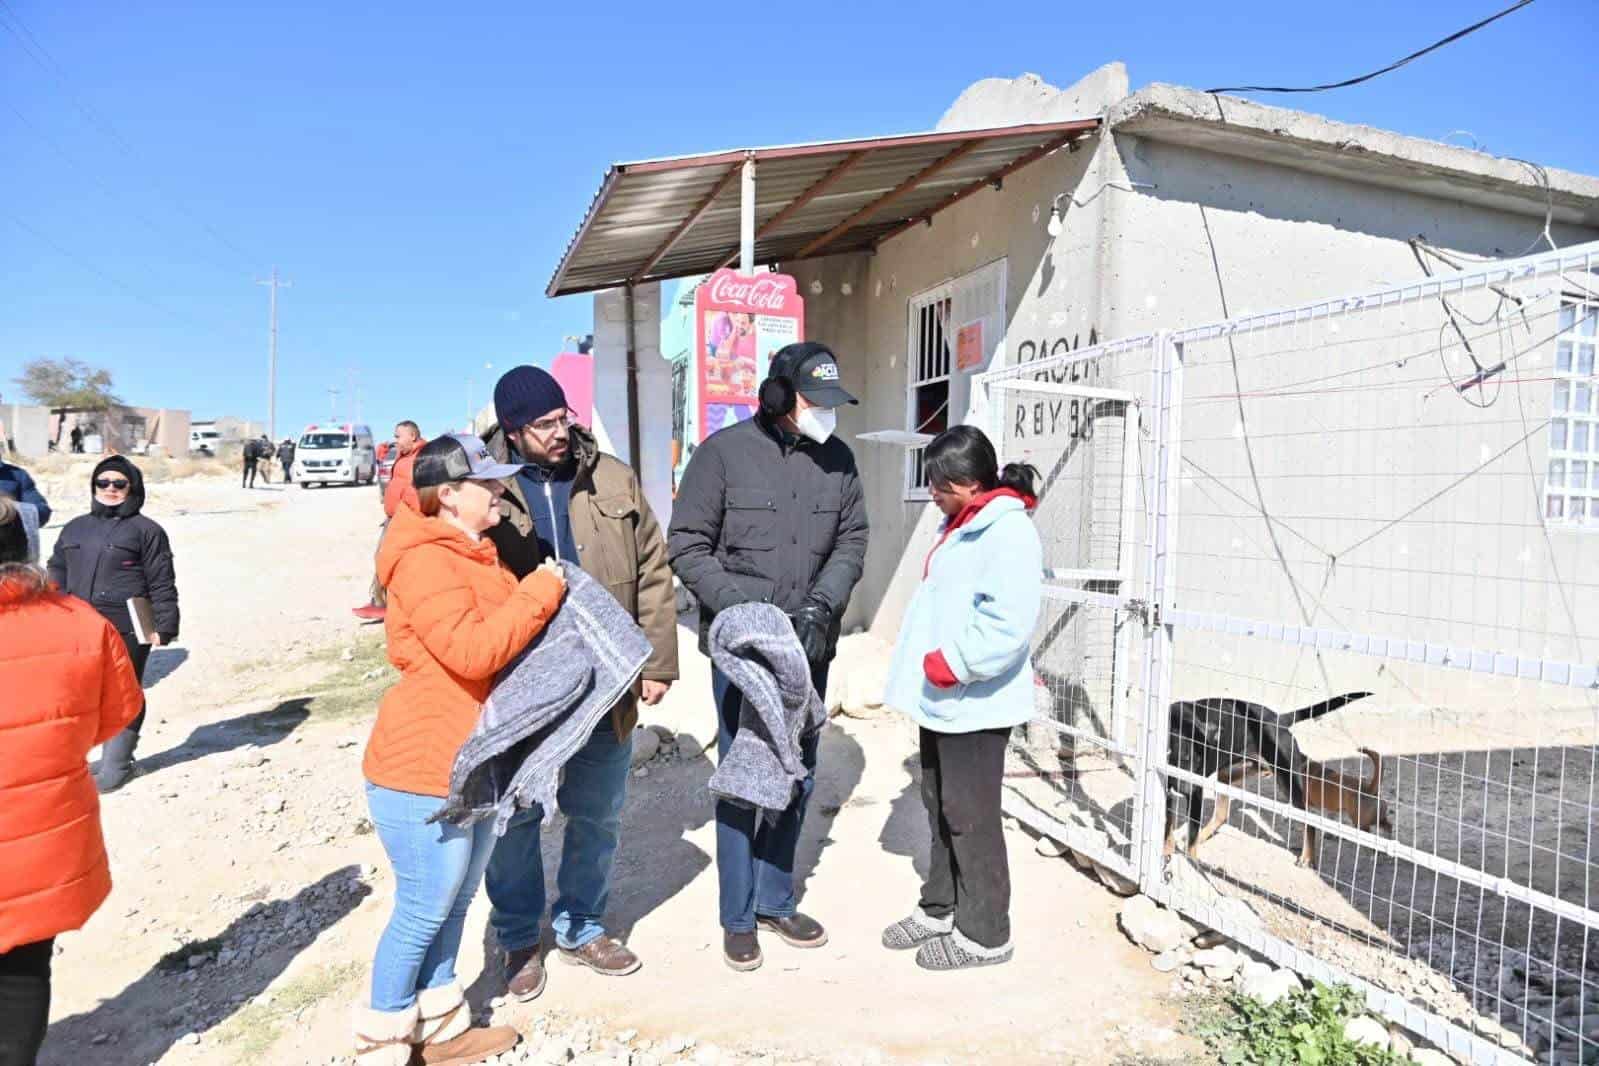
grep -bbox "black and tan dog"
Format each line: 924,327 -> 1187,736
1164,692 -> 1372,864
1195,746 -> 1395,866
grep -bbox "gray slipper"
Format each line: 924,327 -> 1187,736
915,932 -> 1013,971
881,910 -> 952,950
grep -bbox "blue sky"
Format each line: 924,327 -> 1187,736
3,1 -> 1595,441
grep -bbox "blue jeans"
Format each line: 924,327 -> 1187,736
713,663 -> 826,933
365,783 -> 497,1012
485,719 -> 632,952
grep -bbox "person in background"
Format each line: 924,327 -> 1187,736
354,434 -> 565,1066
0,497 -> 144,1066
479,366 -> 678,998
46,457 -> 180,793
668,341 -> 868,973
242,437 -> 261,489
256,435 -> 274,484
353,421 -> 425,623
277,438 -> 295,484
0,458 -> 50,527
69,425 -> 83,454
880,425 -> 1042,972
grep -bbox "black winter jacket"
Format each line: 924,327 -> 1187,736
46,456 -> 180,641
668,413 -> 868,659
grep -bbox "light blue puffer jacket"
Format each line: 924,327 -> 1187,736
883,495 -> 1043,733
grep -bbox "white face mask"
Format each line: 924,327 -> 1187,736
794,405 -> 837,444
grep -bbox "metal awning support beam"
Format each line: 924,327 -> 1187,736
796,139 -> 981,259
739,156 -> 755,274
714,150 -> 869,273
874,130 -> 1087,248
629,162 -> 742,283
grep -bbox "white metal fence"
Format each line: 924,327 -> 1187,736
981,242 -> 1599,1066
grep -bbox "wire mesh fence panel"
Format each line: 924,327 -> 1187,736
1150,245 -> 1599,1066
982,336 -> 1158,879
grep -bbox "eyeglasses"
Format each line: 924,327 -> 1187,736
94,478 -> 131,490
525,412 -> 575,437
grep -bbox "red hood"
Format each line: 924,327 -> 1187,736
945,487 -> 1037,534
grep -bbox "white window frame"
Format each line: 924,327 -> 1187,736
1545,299 -> 1599,528
904,283 -> 954,500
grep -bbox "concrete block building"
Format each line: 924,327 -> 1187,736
548,65 -> 1599,670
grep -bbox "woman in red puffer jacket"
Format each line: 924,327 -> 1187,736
0,496 -> 144,1066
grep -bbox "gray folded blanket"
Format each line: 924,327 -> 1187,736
434,562 -> 651,835
707,603 -> 826,818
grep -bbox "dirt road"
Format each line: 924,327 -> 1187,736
33,470 -> 1190,1066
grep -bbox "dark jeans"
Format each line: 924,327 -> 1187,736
242,458 -> 258,487
281,460 -> 292,483
712,662 -> 827,933
0,937 -> 54,1066
117,635 -> 150,735
919,726 -> 1011,948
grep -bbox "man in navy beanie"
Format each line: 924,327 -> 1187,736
480,365 -> 678,998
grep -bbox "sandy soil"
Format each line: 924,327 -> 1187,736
31,471 -> 1192,1066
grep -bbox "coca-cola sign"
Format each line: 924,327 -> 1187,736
707,273 -> 795,312
692,269 -> 805,444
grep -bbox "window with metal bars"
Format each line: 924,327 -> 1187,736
905,287 -> 953,497
1545,300 -> 1599,525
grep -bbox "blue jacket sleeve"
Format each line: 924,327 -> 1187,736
941,515 -> 1044,684
12,467 -> 50,526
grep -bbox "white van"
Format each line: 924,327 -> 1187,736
293,423 -> 377,488
189,427 -> 224,455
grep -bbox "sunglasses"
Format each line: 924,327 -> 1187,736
94,478 -> 131,490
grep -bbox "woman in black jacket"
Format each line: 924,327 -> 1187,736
46,456 -> 180,792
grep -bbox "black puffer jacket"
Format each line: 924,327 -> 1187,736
46,456 -> 180,641
668,413 -> 868,659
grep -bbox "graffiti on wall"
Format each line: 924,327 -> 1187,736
1011,327 -> 1103,441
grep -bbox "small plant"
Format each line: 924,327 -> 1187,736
216,960 -> 362,1061
1196,982 -> 1407,1066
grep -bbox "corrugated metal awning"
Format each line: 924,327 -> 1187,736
547,118 -> 1101,297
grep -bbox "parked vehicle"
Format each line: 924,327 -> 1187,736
291,424 -> 377,488
189,428 -> 223,455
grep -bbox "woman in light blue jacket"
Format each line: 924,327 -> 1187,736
881,425 -> 1042,972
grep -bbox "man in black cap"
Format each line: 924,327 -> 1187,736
668,341 -> 869,972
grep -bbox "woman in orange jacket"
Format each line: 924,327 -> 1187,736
354,434 -> 566,1066
0,497 -> 144,1066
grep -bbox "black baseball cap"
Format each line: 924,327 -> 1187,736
769,342 -> 857,408
412,433 -> 523,489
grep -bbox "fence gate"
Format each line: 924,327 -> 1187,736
982,242 -> 1599,1066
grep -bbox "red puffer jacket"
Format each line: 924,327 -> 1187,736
0,568 -> 144,952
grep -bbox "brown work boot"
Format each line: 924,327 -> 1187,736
503,946 -> 546,1002
413,981 -> 519,1066
757,912 -> 829,948
558,934 -> 641,976
723,930 -> 762,972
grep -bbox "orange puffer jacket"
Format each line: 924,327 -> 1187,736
0,570 -> 144,953
363,504 -> 565,797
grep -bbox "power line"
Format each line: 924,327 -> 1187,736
1205,0 -> 1536,95
4,103 -> 245,276
0,0 -> 260,269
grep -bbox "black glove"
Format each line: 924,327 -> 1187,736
789,599 -> 832,665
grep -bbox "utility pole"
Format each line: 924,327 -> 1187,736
327,386 -> 341,423
256,268 -> 292,441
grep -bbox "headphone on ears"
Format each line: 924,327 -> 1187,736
758,374 -> 796,418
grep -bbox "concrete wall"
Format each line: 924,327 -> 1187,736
1,404 -> 52,457
591,283 -> 674,530
787,73 -> 1599,717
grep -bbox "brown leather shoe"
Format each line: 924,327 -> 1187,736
557,934 -> 641,976
417,1024 -> 519,1065
723,930 -> 763,972
757,912 -> 829,948
503,946 -> 545,1001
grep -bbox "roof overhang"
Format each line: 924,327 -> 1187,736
547,118 -> 1100,297
1109,84 -> 1599,229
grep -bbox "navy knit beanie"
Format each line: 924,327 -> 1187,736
494,366 -> 568,431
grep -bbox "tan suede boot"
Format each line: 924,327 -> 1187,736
412,980 -> 519,1065
351,1002 -> 417,1065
